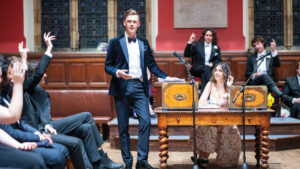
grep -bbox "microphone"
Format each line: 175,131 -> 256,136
256,51 -> 272,62
173,52 -> 192,70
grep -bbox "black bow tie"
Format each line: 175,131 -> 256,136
128,37 -> 136,43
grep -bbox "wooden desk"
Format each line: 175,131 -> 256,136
155,108 -> 273,169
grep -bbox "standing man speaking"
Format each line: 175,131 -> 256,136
105,9 -> 174,169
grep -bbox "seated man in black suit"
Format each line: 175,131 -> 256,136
245,35 -> 287,100
25,61 -> 123,169
282,61 -> 300,118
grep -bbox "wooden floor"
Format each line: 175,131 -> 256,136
102,142 -> 300,169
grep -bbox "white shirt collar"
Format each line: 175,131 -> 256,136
204,42 -> 212,47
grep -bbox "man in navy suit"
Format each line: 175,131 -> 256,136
105,9 -> 174,169
282,61 -> 300,118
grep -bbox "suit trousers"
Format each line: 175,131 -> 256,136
34,143 -> 69,169
51,133 -> 91,169
114,79 -> 151,166
201,66 -> 213,91
291,104 -> 300,119
249,74 -> 276,90
0,143 -> 47,169
52,112 -> 104,168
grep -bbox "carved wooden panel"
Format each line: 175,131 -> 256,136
46,63 -> 66,83
1,51 -> 297,90
274,60 -> 296,81
231,60 -> 247,83
88,62 -> 106,83
69,62 -> 86,83
173,62 -> 188,80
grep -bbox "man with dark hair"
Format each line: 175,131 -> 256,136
282,61 -> 300,118
105,9 -> 177,169
245,35 -> 287,99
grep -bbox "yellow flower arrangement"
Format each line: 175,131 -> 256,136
267,93 -> 275,108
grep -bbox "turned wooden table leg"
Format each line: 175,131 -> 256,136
255,126 -> 261,168
260,127 -> 270,169
159,128 -> 168,169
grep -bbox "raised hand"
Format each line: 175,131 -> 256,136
227,75 -> 234,86
44,32 -> 56,53
18,41 -> 30,63
270,39 -> 276,52
11,62 -> 25,85
189,33 -> 196,43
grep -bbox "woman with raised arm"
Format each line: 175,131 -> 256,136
0,60 -> 47,169
190,62 -> 241,168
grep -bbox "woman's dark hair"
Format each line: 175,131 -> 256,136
199,28 -> 218,45
210,62 -> 232,92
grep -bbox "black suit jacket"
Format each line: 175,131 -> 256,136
19,54 -> 51,131
184,42 -> 221,76
105,34 -> 168,97
245,51 -> 280,80
282,75 -> 300,105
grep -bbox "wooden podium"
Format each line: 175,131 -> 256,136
155,108 -> 273,169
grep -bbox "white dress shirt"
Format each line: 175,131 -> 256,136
256,50 -> 278,75
204,42 -> 212,65
125,33 -> 142,80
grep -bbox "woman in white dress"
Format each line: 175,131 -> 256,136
190,62 -> 241,168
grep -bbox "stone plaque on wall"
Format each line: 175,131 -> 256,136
174,0 -> 227,28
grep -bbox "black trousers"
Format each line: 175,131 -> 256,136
0,143 -> 47,169
291,104 -> 300,119
248,74 -> 276,90
51,112 -> 104,169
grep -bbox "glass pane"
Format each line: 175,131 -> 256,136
117,0 -> 146,38
78,0 -> 108,49
41,0 -> 70,48
254,0 -> 284,46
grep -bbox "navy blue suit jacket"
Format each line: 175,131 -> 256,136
0,121 -> 40,143
105,35 -> 168,97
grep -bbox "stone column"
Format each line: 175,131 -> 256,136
70,0 -> 79,51
108,0 -> 117,41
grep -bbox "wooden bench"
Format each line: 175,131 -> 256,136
47,89 -> 114,140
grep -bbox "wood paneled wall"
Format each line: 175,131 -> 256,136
2,51 -> 300,89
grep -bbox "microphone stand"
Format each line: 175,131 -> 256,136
181,59 -> 202,169
232,58 -> 265,169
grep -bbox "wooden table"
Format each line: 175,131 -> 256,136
155,108 -> 273,169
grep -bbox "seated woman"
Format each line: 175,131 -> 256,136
190,62 -> 241,168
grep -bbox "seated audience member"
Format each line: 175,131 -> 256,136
1,35 -> 123,169
184,28 -> 222,91
282,61 -> 300,118
0,59 -> 47,169
245,36 -> 287,100
190,62 -> 241,168
0,120 -> 68,169
21,60 -> 124,169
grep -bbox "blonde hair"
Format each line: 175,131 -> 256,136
124,9 -> 139,20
